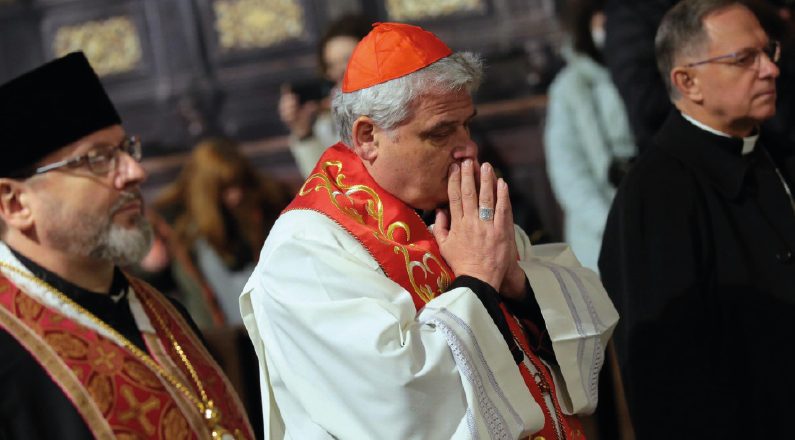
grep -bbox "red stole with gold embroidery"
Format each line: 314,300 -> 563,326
286,144 -> 584,440
286,143 -> 453,309
0,271 -> 254,440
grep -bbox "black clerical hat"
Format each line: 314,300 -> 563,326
0,52 -> 121,177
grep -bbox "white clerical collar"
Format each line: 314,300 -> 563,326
681,112 -> 758,155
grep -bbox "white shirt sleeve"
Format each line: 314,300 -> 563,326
240,211 -> 542,440
513,226 -> 618,415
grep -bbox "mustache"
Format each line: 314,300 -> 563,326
110,190 -> 143,215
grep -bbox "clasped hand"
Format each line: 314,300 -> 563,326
432,159 -> 526,300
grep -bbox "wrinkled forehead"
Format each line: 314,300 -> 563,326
412,90 -> 475,123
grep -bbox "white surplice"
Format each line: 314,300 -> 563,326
240,210 -> 618,439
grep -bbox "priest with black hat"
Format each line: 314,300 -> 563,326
0,52 -> 254,439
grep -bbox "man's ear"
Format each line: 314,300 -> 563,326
671,66 -> 703,103
351,116 -> 378,163
0,179 -> 34,231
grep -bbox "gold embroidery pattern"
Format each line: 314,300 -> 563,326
0,262 -> 246,437
123,358 -> 165,390
118,385 -> 161,436
0,283 -> 114,438
386,0 -> 485,20
300,161 -> 451,303
162,404 -> 192,440
87,373 -> 115,415
213,0 -> 304,51
14,292 -> 43,321
52,16 -> 143,77
87,340 -> 125,375
45,331 -> 89,359
71,365 -> 86,382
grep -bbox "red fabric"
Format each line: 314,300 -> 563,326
0,273 -> 254,439
285,143 -> 453,309
342,22 -> 452,92
131,277 -> 255,439
503,303 -> 587,440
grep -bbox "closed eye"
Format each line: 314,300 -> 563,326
429,128 -> 454,140
420,109 -> 477,144
420,123 -> 456,143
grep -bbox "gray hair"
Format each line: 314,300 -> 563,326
332,52 -> 484,146
655,0 -> 744,99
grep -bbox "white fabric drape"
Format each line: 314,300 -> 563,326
240,210 -> 618,439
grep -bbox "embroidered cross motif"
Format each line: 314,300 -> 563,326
119,385 -> 161,436
92,346 -> 118,370
295,151 -> 454,306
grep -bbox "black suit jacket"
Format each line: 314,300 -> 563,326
599,111 -> 795,439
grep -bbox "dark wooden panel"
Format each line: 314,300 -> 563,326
0,1 -> 45,81
0,0 -> 562,151
40,1 -> 155,84
194,0 -> 322,67
0,0 -> 565,238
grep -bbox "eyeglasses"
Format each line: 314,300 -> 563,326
684,40 -> 781,70
33,136 -> 142,176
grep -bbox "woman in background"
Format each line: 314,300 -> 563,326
278,14 -> 372,177
544,0 -> 637,271
145,138 -> 288,328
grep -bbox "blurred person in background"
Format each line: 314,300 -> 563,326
278,14 -> 372,177
0,52 -> 253,439
604,0 -> 795,153
544,0 -> 637,271
141,138 -> 288,329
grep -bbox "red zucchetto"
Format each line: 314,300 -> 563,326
341,22 -> 453,93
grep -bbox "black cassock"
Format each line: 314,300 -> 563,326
0,249 -> 201,440
599,111 -> 795,439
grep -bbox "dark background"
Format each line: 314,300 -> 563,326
0,0 -> 565,238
